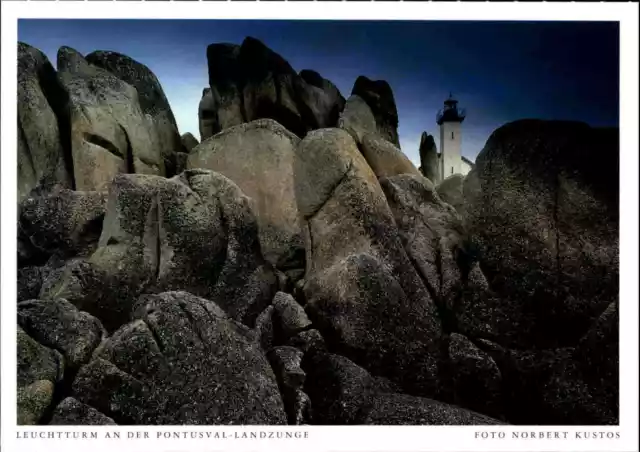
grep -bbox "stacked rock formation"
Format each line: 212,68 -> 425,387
16,37 -> 619,427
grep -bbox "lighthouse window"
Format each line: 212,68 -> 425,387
451,167 -> 454,175
451,131 -> 454,140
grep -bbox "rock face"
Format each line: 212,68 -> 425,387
198,87 -> 217,142
57,47 -> 164,192
294,128 -> 444,396
338,95 -> 377,145
351,76 -> 400,148
304,352 -> 501,425
463,120 -> 619,349
187,119 -> 304,268
205,37 -> 344,138
17,42 -> 73,201
419,132 -> 439,183
436,174 -> 465,212
43,170 -> 277,331
86,50 -> 183,177
17,327 -> 64,425
15,42 -> 619,427
360,133 -> 421,179
72,291 -> 287,424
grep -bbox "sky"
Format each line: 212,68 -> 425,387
18,19 -> 619,166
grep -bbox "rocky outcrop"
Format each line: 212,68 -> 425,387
15,41 -> 619,427
17,42 -> 73,201
71,291 -> 287,424
360,133 -> 421,179
294,128 -> 444,397
187,119 -> 304,269
42,170 -> 277,331
462,120 -> 619,349
57,47 -> 164,192
351,76 -> 400,148
86,50 -> 183,177
419,131 -> 439,183
205,37 -> 344,138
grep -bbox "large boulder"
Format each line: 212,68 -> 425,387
294,128 -> 444,396
49,397 -> 116,425
463,120 -> 619,348
304,352 -> 501,425
419,132 -> 439,183
180,132 -> 199,153
71,291 -> 287,425
478,303 -> 618,427
351,76 -> 400,148
338,95 -> 377,145
57,47 -> 164,192
205,37 -> 344,137
187,119 -> 304,268
43,170 -> 277,331
18,188 -> 107,262
18,298 -> 105,369
198,87 -> 217,142
379,173 -> 465,330
86,50 -> 183,177
360,133 -> 421,179
17,42 -> 72,201
17,327 -> 65,425
298,69 -> 346,129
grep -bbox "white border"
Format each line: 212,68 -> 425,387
2,2 -> 638,452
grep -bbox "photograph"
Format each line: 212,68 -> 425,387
1,2 -> 638,451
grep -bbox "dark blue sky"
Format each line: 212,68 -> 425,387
19,19 -> 619,164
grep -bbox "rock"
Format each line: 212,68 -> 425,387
298,69 -> 346,129
57,46 -> 163,192
18,188 -> 107,260
286,329 -> 326,355
294,128 -> 444,396
174,151 -> 189,175
379,174 -> 464,326
86,50 -> 183,177
254,305 -> 275,351
49,397 -> 116,425
272,292 -> 312,340
351,76 -> 400,148
338,95 -> 377,144
18,266 -> 45,302
187,119 -> 304,269
72,291 -> 287,425
362,393 -> 504,425
436,174 -> 465,211
17,42 -> 72,201
45,170 -> 276,331
198,87 -> 217,142
18,298 -> 105,368
304,352 -> 500,425
17,327 -> 64,425
463,120 -> 619,348
267,346 -> 309,424
419,132 -> 439,183
180,132 -> 199,153
360,133 -> 421,179
447,333 -> 503,420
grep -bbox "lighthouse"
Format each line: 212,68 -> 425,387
436,94 -> 468,181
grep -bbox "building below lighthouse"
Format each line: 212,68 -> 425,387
419,94 -> 474,184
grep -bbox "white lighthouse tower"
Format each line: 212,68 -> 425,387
436,93 -> 467,181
